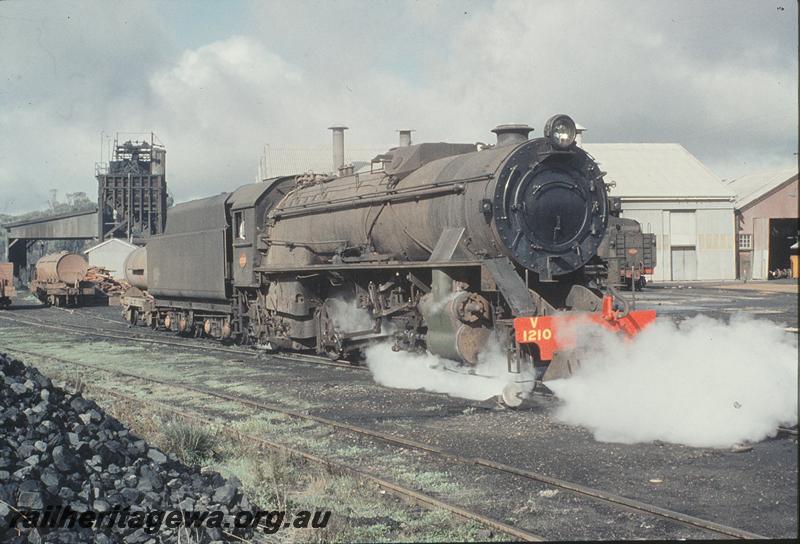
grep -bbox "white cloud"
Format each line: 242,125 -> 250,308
0,0 -> 796,214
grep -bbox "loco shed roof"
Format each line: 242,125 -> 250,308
582,143 -> 734,201
724,168 -> 798,209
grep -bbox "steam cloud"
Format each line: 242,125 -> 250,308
365,339 -> 535,402
546,314 -> 798,448
327,298 -> 375,332
329,296 -> 534,402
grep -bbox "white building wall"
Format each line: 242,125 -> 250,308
695,208 -> 736,280
85,241 -> 136,280
620,199 -> 735,282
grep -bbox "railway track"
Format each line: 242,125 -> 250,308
32,374 -> 538,542
0,311 -> 365,371
5,346 -> 542,542
0,310 -> 556,406
2,344 -> 771,540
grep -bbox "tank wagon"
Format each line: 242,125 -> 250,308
122,115 -> 656,399
0,262 -> 15,308
120,247 -> 154,322
30,251 -> 96,307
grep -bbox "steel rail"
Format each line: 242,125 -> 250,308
0,312 -> 363,371
40,375 -> 545,542
0,311 -> 555,406
4,346 -> 770,540
61,307 -> 127,326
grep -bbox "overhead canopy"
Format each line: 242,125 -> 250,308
3,209 -> 98,240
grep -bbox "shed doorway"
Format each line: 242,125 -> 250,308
769,218 -> 799,276
671,246 -> 697,281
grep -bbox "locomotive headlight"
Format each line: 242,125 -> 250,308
544,114 -> 577,149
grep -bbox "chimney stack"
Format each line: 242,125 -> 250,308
397,129 -> 414,147
328,125 -> 348,172
491,124 -> 533,146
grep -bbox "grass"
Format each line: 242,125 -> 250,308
104,394 -> 498,542
160,418 -> 219,466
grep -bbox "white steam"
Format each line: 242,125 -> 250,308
326,298 -> 375,332
547,314 -> 798,448
365,337 -> 535,402
419,291 -> 459,315
327,294 -> 535,402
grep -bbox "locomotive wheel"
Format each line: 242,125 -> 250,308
323,345 -> 343,361
316,300 -> 345,360
500,383 -> 526,408
176,316 -> 192,336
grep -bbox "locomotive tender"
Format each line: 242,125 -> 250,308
599,209 -> 657,291
122,115 -> 655,392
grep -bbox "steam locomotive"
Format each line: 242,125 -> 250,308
121,115 -> 656,401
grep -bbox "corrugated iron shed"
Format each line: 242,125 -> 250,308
724,168 -> 798,209
83,238 -> 137,254
583,143 -> 734,200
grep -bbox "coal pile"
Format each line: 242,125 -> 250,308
0,353 -> 254,543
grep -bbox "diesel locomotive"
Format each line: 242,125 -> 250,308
121,115 -> 656,397
599,207 -> 657,291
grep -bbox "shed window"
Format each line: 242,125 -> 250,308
235,212 -> 245,240
738,234 -> 752,250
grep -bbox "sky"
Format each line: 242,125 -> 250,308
0,0 -> 797,214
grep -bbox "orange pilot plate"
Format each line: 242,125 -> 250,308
514,309 -> 657,361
